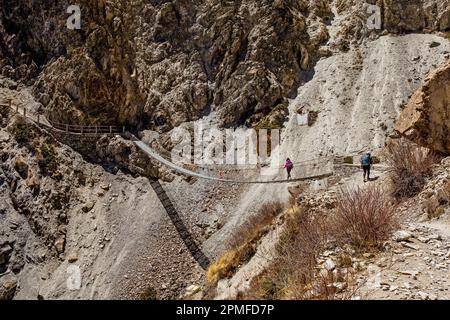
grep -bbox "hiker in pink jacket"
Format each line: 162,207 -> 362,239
284,158 -> 294,180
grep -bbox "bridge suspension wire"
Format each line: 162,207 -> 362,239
147,142 -> 334,172
133,137 -> 334,184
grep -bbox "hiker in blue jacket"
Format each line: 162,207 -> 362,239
360,152 -> 373,182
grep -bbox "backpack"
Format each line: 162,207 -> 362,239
287,160 -> 293,169
361,154 -> 371,166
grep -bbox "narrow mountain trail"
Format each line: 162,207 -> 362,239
326,164 -> 450,300
358,222 -> 450,300
355,166 -> 450,300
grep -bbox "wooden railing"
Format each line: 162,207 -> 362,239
1,101 -> 126,135
49,121 -> 126,134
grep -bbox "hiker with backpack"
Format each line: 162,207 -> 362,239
284,158 -> 294,180
360,152 -> 373,182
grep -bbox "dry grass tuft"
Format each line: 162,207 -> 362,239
206,201 -> 285,285
228,201 -> 284,249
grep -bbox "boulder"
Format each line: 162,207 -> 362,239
395,61 -> 450,154
392,230 -> 413,242
0,274 -> 17,300
324,259 -> 336,271
67,253 -> 78,263
54,237 -> 66,254
82,200 -> 96,213
13,156 -> 28,179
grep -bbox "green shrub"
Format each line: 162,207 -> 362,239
255,119 -> 282,130
140,286 -> 158,300
259,277 -> 280,300
254,104 -> 287,130
37,143 -> 59,175
343,156 -> 353,164
12,122 -> 36,144
272,104 -> 287,112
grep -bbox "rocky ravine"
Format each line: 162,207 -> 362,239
0,97 -> 206,300
1,0 -> 450,300
1,0 -> 334,129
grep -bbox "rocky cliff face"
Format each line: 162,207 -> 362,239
395,60 -> 450,154
342,0 -> 450,32
1,0 -> 450,301
1,0 -> 333,129
0,101 -> 203,300
2,0 -> 449,131
0,109 -> 91,299
369,0 -> 450,32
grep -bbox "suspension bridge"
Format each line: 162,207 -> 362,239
0,101 -> 387,269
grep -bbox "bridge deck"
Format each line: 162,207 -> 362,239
133,139 -> 334,184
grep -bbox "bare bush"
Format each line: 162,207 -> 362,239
245,206 -> 360,300
244,206 -> 328,299
275,207 -> 328,299
240,187 -> 401,299
212,186 -> 402,299
330,186 -> 399,249
386,139 -> 438,199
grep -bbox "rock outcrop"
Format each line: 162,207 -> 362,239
333,0 -> 450,50
1,0 -> 450,301
381,0 -> 450,32
395,60 -> 450,154
95,135 -> 175,182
